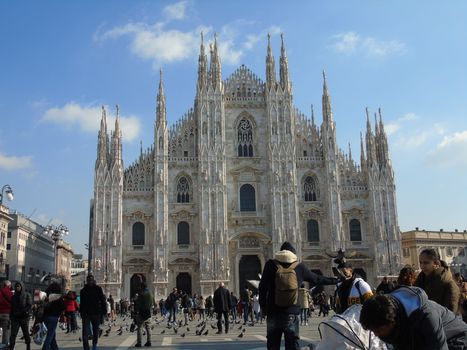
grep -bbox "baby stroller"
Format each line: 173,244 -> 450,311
311,305 -> 387,350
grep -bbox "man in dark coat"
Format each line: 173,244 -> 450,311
134,282 -> 154,347
166,287 -> 178,325
259,241 -> 338,350
9,281 -> 32,350
360,286 -> 467,350
213,282 -> 232,334
80,274 -> 107,350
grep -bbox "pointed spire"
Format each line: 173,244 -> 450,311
210,33 -> 222,87
365,107 -> 372,133
140,140 -> 143,159
114,104 -> 120,136
322,70 -> 333,124
360,132 -> 366,169
311,104 -> 315,126
197,31 -> 208,92
156,68 -> 167,128
266,33 -> 276,89
96,105 -> 109,168
348,142 -> 353,162
279,33 -> 290,92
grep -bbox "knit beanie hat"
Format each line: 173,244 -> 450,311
280,241 -> 296,254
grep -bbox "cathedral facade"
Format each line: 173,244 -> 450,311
90,35 -> 402,300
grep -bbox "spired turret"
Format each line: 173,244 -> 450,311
279,33 -> 290,93
266,33 -> 276,90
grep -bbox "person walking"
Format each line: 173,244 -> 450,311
259,241 -> 338,350
166,288 -> 178,325
64,291 -> 79,333
240,287 -> 251,325
198,295 -> 206,321
42,282 -> 66,350
134,282 -> 154,348
298,283 -> 310,325
9,281 -> 32,350
108,295 -> 116,322
213,282 -> 232,334
230,292 -> 238,322
415,248 -> 460,313
0,280 -> 12,347
80,274 -> 107,350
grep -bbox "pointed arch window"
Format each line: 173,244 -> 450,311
307,219 -> 319,243
177,177 -> 190,203
237,119 -> 254,157
132,222 -> 145,246
304,176 -> 318,201
177,221 -> 190,245
349,219 -> 362,241
240,184 -> 256,211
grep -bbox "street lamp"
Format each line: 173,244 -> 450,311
0,184 -> 14,205
43,224 -> 69,275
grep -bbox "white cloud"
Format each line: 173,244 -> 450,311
95,18 -> 280,68
331,31 -> 406,57
163,1 -> 188,21
0,152 -> 33,171
41,102 -> 141,142
385,113 -> 419,136
426,130 -> 467,168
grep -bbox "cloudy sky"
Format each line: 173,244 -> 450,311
1,1 -> 466,255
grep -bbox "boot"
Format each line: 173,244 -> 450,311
26,343 -> 31,350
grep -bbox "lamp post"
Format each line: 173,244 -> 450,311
0,184 -> 14,205
43,224 -> 69,275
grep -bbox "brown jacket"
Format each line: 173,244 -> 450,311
415,267 -> 460,313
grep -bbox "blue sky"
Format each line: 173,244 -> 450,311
1,1 -> 466,255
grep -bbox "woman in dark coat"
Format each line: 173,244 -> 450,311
415,248 -> 460,312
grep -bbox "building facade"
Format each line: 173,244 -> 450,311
90,35 -> 402,299
402,228 -> 467,277
71,254 -> 89,292
56,239 -> 74,291
6,213 -> 55,293
0,204 -> 13,280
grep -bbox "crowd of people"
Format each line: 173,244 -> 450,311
0,245 -> 465,350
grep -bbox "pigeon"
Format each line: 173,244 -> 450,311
174,328 -> 178,334
178,320 -> 183,327
238,325 -> 243,330
235,320 -> 241,324
161,330 -> 165,334
211,324 -> 217,329
117,330 -> 123,336
187,327 -> 190,332
238,332 -> 244,338
181,333 -> 185,337
79,337 -> 82,342
151,325 -> 155,330
242,328 -> 246,333
202,329 -> 209,336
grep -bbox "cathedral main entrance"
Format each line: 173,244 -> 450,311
238,255 -> 261,292
130,273 -> 146,298
176,273 -> 192,295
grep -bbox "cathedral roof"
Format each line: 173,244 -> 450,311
224,64 -> 265,99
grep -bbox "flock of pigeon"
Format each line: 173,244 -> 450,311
76,316 -> 251,342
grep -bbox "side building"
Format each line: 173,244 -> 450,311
402,228 -> 467,277
56,239 -> 74,291
6,213 -> 55,293
0,204 -> 13,280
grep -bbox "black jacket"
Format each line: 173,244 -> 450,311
79,284 -> 106,316
10,282 -> 32,320
259,249 -> 338,316
384,286 -> 467,350
213,286 -> 232,313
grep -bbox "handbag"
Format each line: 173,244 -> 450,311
33,322 -> 48,345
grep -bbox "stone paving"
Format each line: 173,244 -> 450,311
25,312 -> 330,349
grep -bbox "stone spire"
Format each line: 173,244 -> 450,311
111,104 -> 122,164
360,132 -> 366,170
279,33 -> 290,92
322,70 -> 333,124
266,33 -> 276,90
311,104 -> 315,127
378,108 -> 390,166
197,32 -> 208,92
365,107 -> 376,166
96,105 -> 108,168
210,33 -> 222,88
156,69 -> 166,128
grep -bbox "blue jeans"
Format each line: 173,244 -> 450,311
42,316 -> 59,350
243,302 -> 249,324
82,314 -> 101,350
266,313 -> 299,350
300,308 -> 308,324
169,306 -> 177,323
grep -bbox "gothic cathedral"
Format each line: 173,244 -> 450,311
90,34 -> 402,299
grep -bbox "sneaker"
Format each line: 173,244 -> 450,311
305,322 -> 309,326
134,343 -> 142,348
215,330 -> 222,334
144,342 -> 152,347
